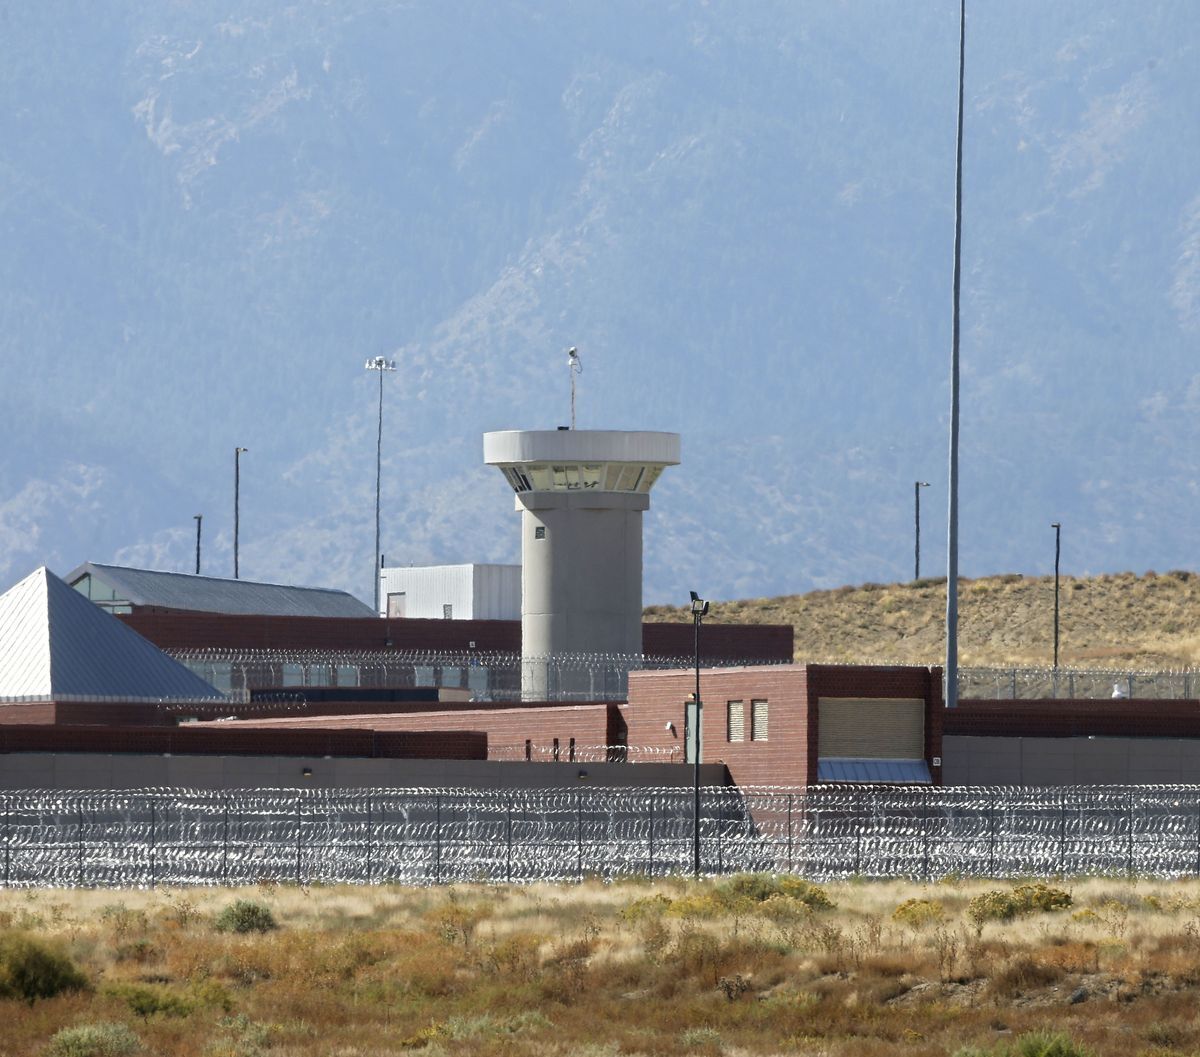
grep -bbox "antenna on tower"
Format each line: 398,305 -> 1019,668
567,346 -> 582,429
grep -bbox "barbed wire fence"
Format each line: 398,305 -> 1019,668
5,785 -> 1200,888
169,648 -> 1200,705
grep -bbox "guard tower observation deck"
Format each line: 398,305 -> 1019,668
484,430 -> 681,698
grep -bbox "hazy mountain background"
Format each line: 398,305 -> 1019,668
2,1 -> 1198,607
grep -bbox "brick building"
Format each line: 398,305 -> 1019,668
625,664 -> 944,788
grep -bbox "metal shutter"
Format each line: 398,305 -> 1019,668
817,698 -> 924,759
751,699 -> 768,742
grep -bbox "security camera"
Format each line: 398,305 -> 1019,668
665,721 -> 675,731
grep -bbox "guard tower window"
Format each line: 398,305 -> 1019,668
442,604 -> 453,619
534,526 -> 546,540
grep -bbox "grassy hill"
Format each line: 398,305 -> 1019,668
645,571 -> 1200,670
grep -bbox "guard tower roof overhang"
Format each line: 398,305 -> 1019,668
484,430 -> 681,496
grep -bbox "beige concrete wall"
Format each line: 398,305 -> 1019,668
0,753 -> 729,791
944,735 -> 1200,785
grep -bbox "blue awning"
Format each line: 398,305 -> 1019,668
817,757 -> 932,784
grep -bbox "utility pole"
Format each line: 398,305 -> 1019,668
193,515 -> 202,575
1051,522 -> 1062,669
234,448 -> 248,579
365,356 -> 397,614
914,481 -> 930,581
945,0 -> 966,710
567,347 -> 582,429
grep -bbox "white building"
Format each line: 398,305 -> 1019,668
378,563 -> 520,620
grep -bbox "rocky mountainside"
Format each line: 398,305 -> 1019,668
2,2 -> 1198,604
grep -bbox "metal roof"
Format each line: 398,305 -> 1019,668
66,562 -> 375,618
817,758 -> 933,784
0,567 -> 225,703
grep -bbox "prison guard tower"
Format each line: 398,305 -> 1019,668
484,430 -> 681,699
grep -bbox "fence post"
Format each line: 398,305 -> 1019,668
1127,791 -> 1135,878
576,793 -> 583,881
505,799 -> 513,883
294,797 -> 302,885
435,793 -> 442,885
3,796 -> 8,888
222,804 -> 229,885
77,802 -> 84,886
649,795 -> 655,877
149,801 -> 156,887
1058,798 -> 1066,875
786,794 -> 794,874
366,797 -> 373,885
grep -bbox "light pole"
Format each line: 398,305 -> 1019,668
914,481 -> 930,581
1051,522 -> 1061,670
193,515 -> 202,575
234,448 -> 248,579
689,589 -> 709,879
945,0 -> 966,710
365,356 -> 397,614
567,347 -> 581,429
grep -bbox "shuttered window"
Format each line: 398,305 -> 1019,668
751,699 -> 768,742
727,700 -> 745,742
818,698 -> 924,759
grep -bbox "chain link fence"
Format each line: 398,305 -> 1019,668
958,666 -> 1200,700
5,785 -> 1200,887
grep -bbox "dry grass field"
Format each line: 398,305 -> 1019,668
6,876 -> 1200,1056
645,571 -> 1200,670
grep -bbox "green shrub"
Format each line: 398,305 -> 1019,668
968,890 -> 1021,926
0,933 -> 90,1003
1012,883 -> 1072,914
717,874 -> 834,910
968,884 -> 1072,929
892,898 -> 945,930
952,1031 -> 1092,1057
104,983 -> 193,1018
214,900 -> 277,934
42,1022 -> 141,1057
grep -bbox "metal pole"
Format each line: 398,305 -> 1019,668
945,0 -> 966,710
914,482 -> 929,581
374,366 -> 383,613
364,357 -> 396,615
693,606 -> 702,878
1052,522 -> 1062,670
234,447 -> 247,579
193,515 -> 202,575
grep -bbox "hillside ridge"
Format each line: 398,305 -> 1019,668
644,570 -> 1200,670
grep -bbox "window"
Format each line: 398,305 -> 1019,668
387,592 -> 406,618
534,526 -> 546,540
442,603 -> 453,619
727,700 -> 745,742
751,699 -> 769,742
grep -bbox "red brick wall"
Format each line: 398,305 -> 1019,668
626,666 -> 811,787
231,703 -> 614,760
119,609 -> 793,662
805,665 -> 943,785
0,703 -> 57,725
0,724 -> 486,760
626,664 -> 943,787
946,699 -> 1200,739
0,702 -> 171,727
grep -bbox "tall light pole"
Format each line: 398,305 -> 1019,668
945,0 -> 967,710
193,514 -> 202,575
1051,522 -> 1062,670
365,356 -> 397,614
689,589 -> 709,879
914,481 -> 930,581
233,447 -> 248,579
567,347 -> 581,429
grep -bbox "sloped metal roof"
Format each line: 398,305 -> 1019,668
817,757 -> 933,784
66,562 -> 375,618
0,567 -> 225,703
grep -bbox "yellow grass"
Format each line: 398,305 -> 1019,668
645,570 -> 1200,669
7,876 -> 1200,1055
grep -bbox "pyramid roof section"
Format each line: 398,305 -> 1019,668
66,562 -> 375,618
0,567 -> 225,703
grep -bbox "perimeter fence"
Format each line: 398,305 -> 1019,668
6,785 -> 1200,887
